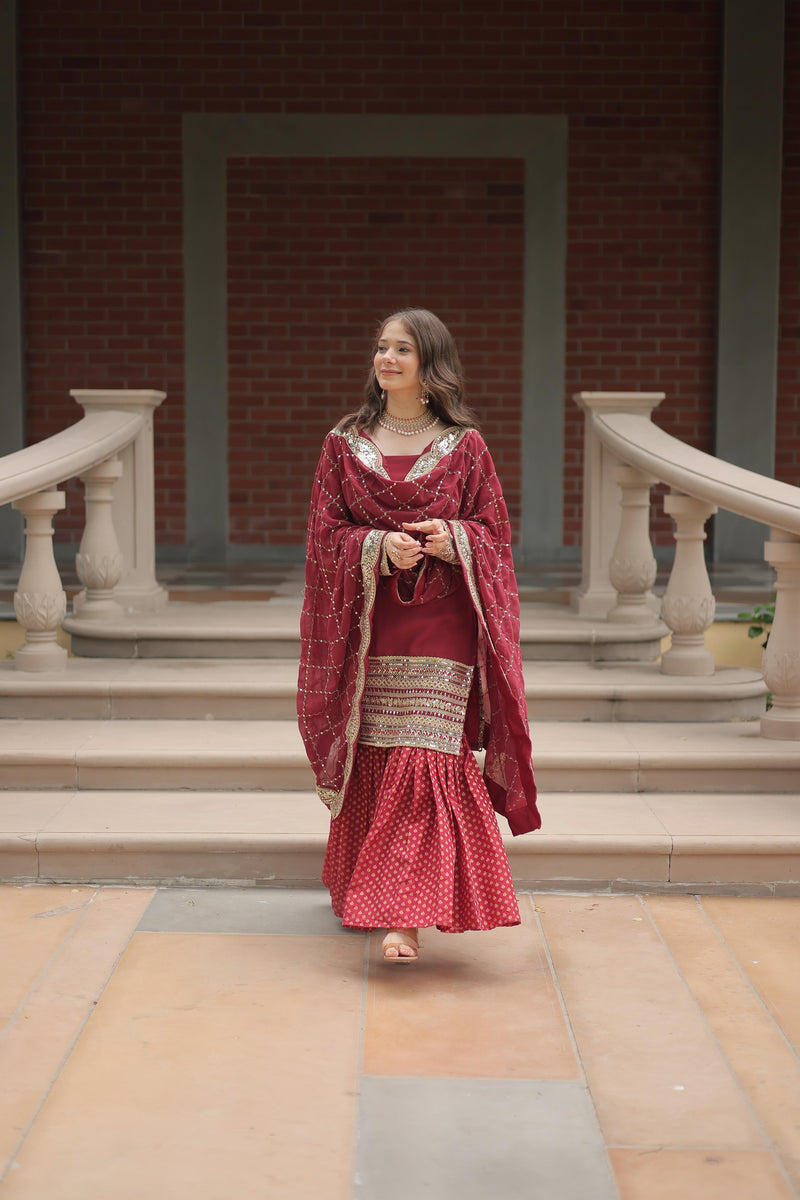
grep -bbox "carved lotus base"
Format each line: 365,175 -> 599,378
14,591 -> 67,632
76,552 -> 124,592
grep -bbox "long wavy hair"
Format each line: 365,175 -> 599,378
337,308 -> 480,433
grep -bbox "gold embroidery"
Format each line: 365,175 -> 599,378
324,528 -> 383,818
404,426 -> 471,480
379,534 -> 393,576
358,655 -> 474,756
451,521 -> 489,746
334,425 -> 471,481
336,427 -> 390,478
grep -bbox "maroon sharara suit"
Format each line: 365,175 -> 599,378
297,425 -> 540,932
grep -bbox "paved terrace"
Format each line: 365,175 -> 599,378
1,885 -> 799,1199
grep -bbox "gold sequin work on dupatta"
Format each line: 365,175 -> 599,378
297,421 -> 540,835
339,425 -> 469,481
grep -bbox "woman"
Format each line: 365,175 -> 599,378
297,309 -> 539,962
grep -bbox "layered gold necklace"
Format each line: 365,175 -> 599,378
377,409 -> 438,437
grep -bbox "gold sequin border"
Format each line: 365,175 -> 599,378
450,519 -> 489,747
318,527 -> 384,817
335,425 -> 471,480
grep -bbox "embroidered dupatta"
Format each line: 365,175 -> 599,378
297,425 -> 540,836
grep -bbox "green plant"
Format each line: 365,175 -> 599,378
737,597 -> 775,647
737,596 -> 775,710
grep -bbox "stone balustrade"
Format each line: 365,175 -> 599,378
0,390 -> 167,672
2,384 -> 797,743
574,392 -> 800,740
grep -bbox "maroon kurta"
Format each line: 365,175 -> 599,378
320,447 -> 521,932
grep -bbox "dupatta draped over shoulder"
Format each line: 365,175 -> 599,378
297,425 -> 540,836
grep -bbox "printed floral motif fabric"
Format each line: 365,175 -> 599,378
322,739 -> 521,933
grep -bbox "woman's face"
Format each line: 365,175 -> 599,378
374,320 -> 422,394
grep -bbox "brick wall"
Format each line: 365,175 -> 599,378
227,157 -> 523,544
19,0 -> 731,552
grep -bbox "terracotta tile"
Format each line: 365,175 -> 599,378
610,1149 -> 795,1200
0,888 -> 153,1172
363,896 -> 578,1080
2,932 -> 363,1200
701,898 -> 800,1044
0,885 -> 96,1014
646,896 -> 800,1190
537,894 -> 764,1147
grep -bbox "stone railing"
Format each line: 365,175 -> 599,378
0,390 -> 167,671
573,392 -> 800,740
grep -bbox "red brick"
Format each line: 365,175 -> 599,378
18,0 -> 764,549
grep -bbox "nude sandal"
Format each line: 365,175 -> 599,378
382,929 -> 419,962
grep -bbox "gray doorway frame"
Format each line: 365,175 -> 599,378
0,0 -> 24,562
713,0 -> 785,561
183,113 -> 568,563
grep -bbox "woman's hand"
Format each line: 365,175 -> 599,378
402,520 -> 457,563
385,530 -> 424,570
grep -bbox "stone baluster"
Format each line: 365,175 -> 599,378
73,457 -> 125,619
607,466 -> 659,624
761,531 -> 800,740
12,489 -> 68,671
70,390 -> 168,612
572,392 -> 665,618
660,492 -> 717,676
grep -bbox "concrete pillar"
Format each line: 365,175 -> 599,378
714,0 -> 785,561
0,0 -> 24,563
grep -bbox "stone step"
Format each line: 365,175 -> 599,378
0,718 -> 796,794
2,788 -> 798,893
0,659 -> 767,723
63,600 -> 667,662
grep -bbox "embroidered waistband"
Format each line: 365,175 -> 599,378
358,655 -> 474,756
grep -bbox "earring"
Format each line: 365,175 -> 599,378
419,384 -> 429,406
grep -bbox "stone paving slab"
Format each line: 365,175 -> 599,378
1,887 -> 799,1199
137,884 -> 355,937
355,1078 -> 618,1200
